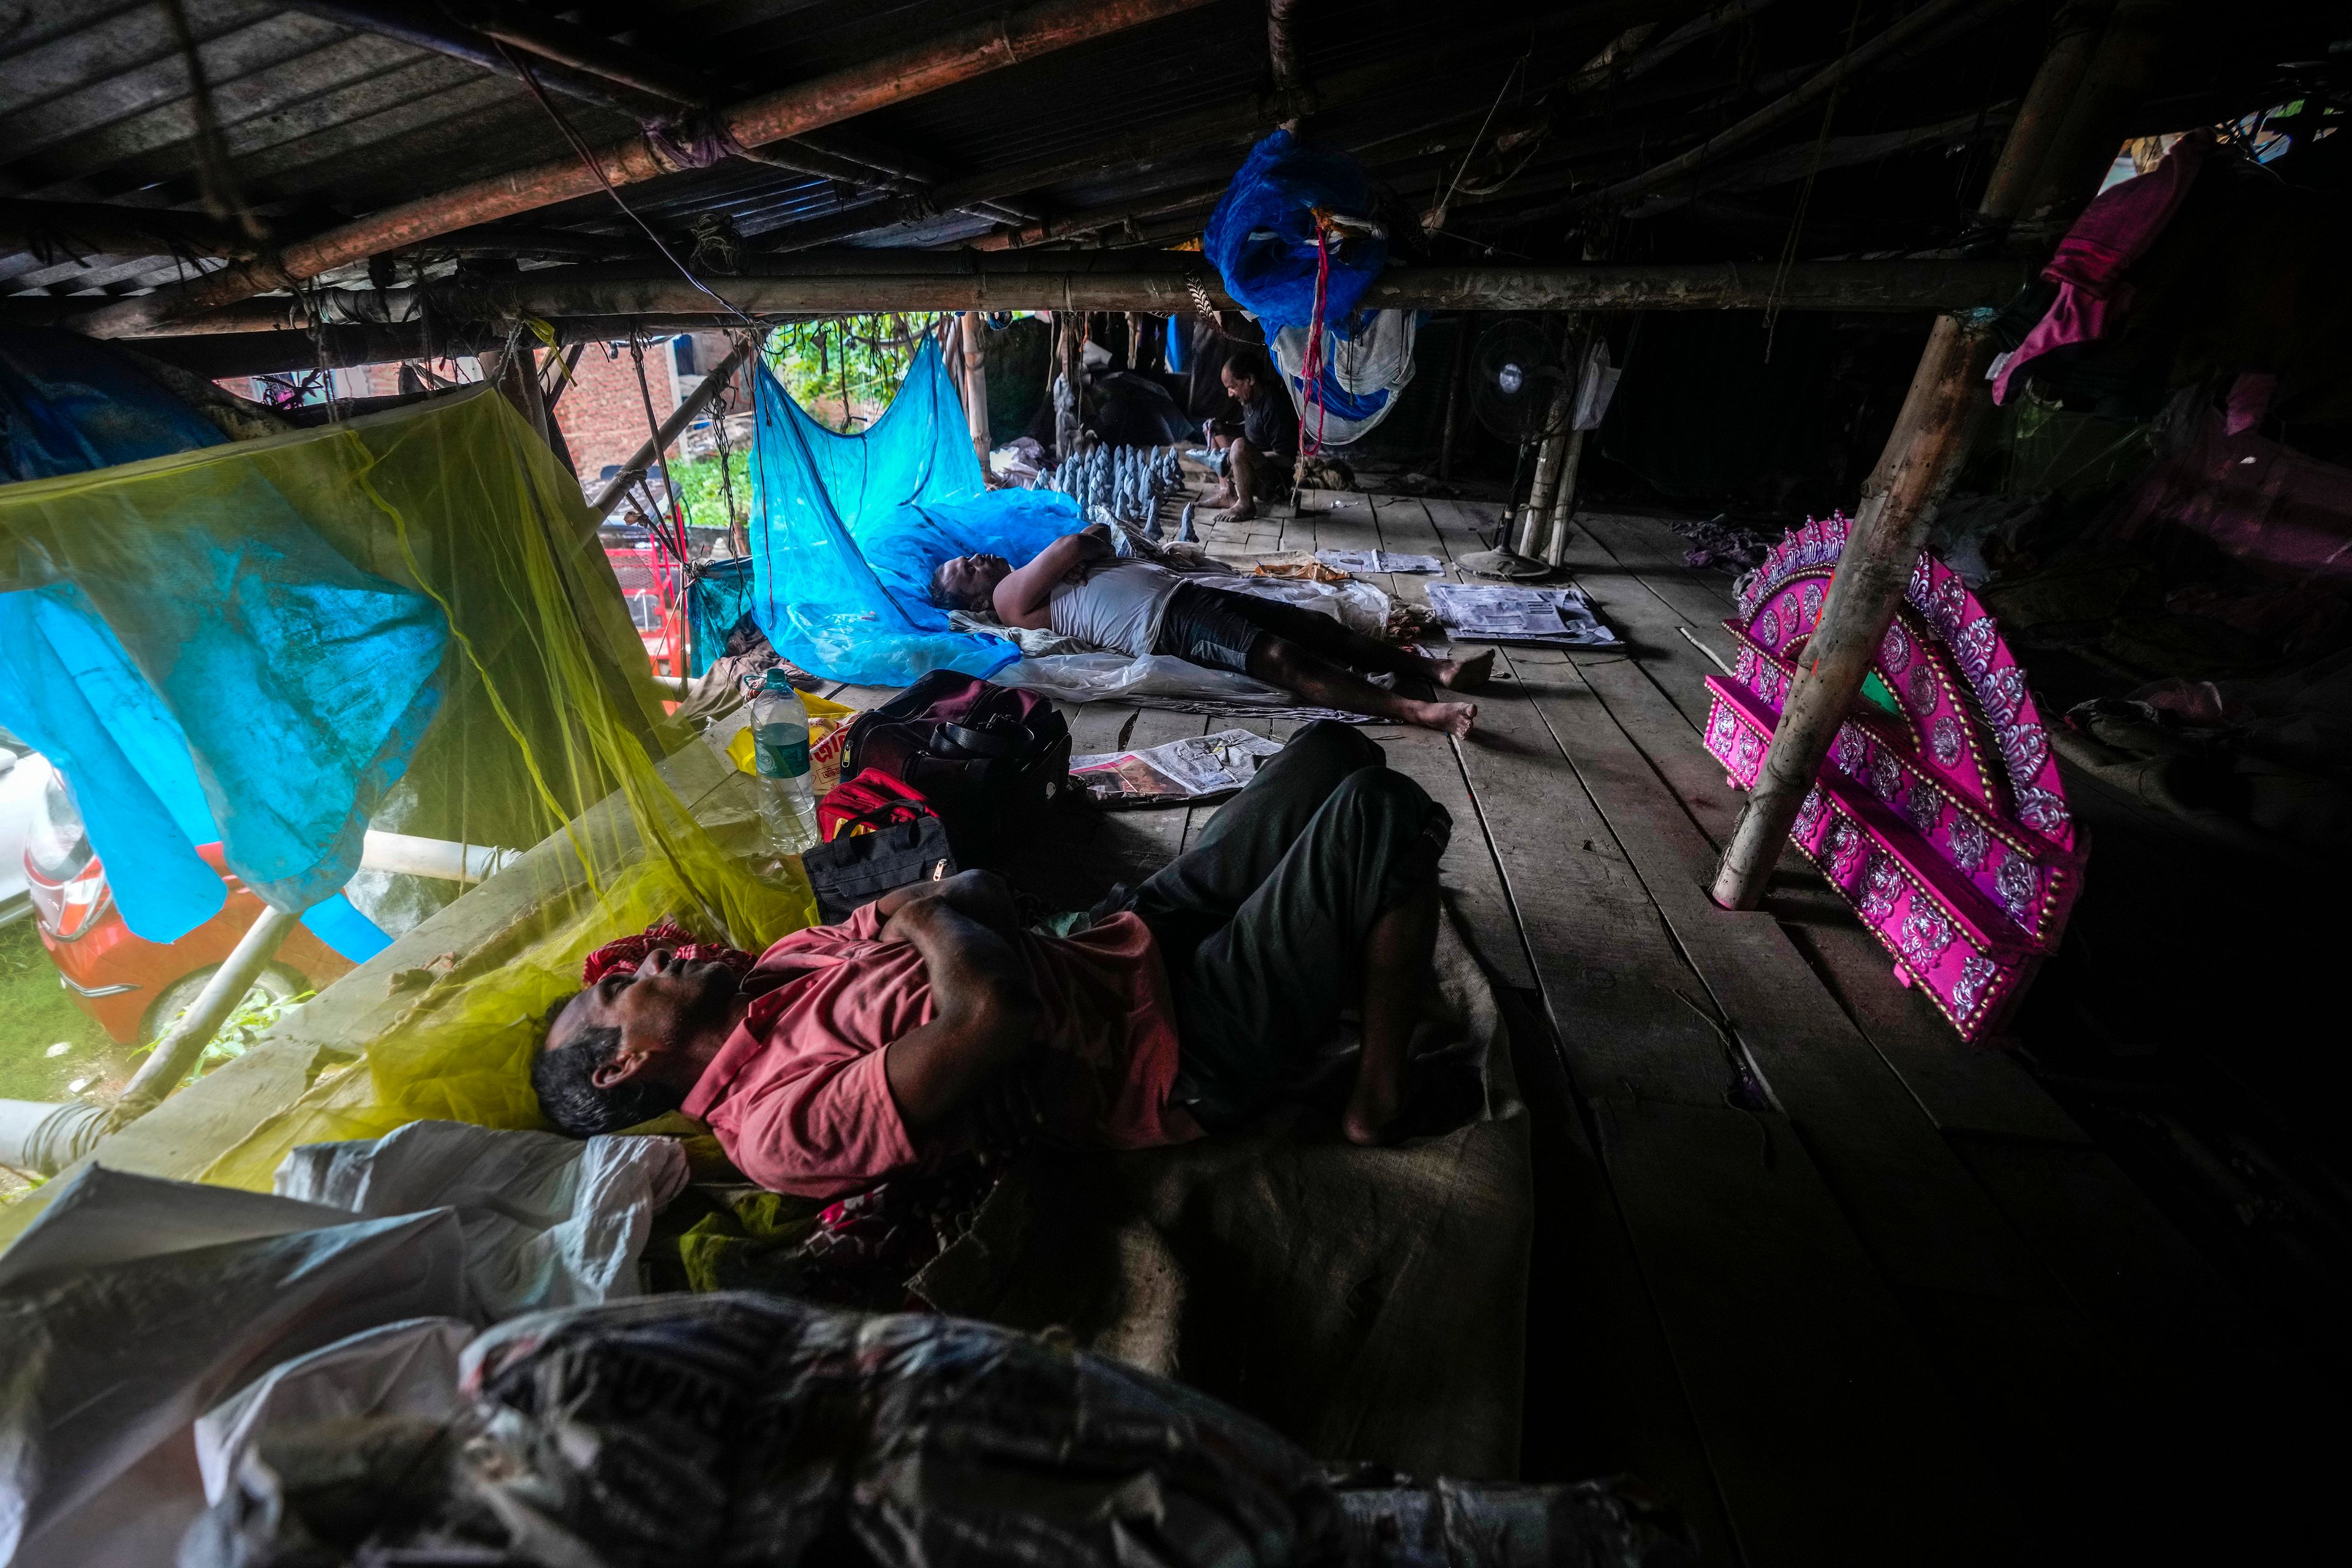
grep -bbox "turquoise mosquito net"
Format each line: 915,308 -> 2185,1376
744,336 -> 1083,687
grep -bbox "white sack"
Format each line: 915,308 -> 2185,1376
273,1120 -> 689,1320
0,1190 -> 466,1566
192,1316 -> 474,1504
0,1163 -> 350,1295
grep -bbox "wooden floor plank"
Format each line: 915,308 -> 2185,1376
1597,1095 -> 2025,1565
1490,517 -> 2261,1552
1421,620 -> 2021,1561
1503,986 -> 1741,1562
1576,510 -> 1741,619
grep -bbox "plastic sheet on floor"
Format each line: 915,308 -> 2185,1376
0,1163 -> 468,1566
273,1118 -> 688,1319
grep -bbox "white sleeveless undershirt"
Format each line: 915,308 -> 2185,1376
1047,560 -> 1185,656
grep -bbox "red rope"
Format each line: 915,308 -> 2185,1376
1297,221 -> 1333,458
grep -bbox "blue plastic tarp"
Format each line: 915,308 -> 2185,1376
744,338 -> 1083,687
0,331 -> 435,957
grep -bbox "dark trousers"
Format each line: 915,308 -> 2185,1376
1124,721 -> 1451,1127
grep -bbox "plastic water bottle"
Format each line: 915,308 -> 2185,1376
748,670 -> 818,853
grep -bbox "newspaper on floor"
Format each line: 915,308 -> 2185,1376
1069,728 -> 1287,807
1316,548 -> 1444,575
1425,581 -> 1621,647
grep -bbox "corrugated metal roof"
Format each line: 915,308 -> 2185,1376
0,0 -> 2333,309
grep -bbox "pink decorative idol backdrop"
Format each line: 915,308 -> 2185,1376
1702,514 -> 2087,1042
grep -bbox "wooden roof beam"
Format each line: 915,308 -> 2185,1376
67,0 -> 1216,341
70,258 -> 2027,331
1575,0 -> 2032,214
752,0 -> 1703,254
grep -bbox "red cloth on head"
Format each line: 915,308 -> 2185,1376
581,918 -> 758,986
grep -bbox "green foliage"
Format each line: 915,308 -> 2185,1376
671,451 -> 753,533
666,314 -> 956,536
764,314 -> 951,432
137,981 -> 314,1084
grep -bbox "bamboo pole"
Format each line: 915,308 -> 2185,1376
112,905 -> 303,1124
61,260 -> 2029,343
960,311 -> 992,467
588,337 -> 759,525
66,0 -> 1218,340
1708,0 -> 2173,911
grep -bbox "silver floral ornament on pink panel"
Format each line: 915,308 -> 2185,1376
1951,954 -> 1998,1018
1986,665 -> 2029,725
1861,854 -> 1905,921
1947,815 -> 1989,873
1870,750 -> 1904,805
1881,620 -> 1913,674
1956,617 -> 1998,677
2003,722 -> 2049,783
2016,785 -> 2070,837
1909,786 -> 1945,836
1899,903 -> 1956,965
1755,607 -> 1779,649
1996,854 -> 2039,922
1795,787 -> 1827,840
1930,713 -> 1962,768
1906,664 -> 1940,718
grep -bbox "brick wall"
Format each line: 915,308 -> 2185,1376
551,339 -> 684,486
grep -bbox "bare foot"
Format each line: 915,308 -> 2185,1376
1435,649 -> 1495,692
1213,500 -> 1259,524
1204,482 -> 1237,508
1401,698 -> 1477,736
1342,1073 -> 1403,1146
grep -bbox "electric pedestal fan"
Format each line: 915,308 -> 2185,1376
1456,318 -> 1571,579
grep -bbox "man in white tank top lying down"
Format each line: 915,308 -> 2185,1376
929,522 -> 1491,735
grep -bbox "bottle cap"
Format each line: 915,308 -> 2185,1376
761,668 -> 795,690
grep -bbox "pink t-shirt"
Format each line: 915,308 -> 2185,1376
680,907 -> 1193,1198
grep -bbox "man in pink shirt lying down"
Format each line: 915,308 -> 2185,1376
533,722 -> 1452,1199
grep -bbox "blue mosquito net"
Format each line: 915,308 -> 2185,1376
0,330 -> 436,958
744,337 -> 1082,687
1203,129 -> 1389,339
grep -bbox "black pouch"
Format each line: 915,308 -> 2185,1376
799,812 -> 957,925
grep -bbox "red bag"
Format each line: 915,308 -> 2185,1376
841,671 -> 1071,865
802,769 -> 956,924
816,767 -> 935,844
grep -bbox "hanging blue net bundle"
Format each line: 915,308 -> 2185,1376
1202,129 -> 1390,340
742,336 -> 1084,687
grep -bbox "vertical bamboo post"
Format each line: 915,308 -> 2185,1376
959,311 -> 992,468
1510,382 -> 1576,559
1708,0 -> 2169,910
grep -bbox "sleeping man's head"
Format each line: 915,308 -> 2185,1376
533,946 -> 747,1136
929,551 -> 1012,613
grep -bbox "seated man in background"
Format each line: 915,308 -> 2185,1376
929,521 -> 1488,734
535,724 -> 1450,1196
1202,349 -> 1291,524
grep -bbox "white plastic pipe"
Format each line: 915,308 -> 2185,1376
359,829 -> 521,883
0,1098 -> 108,1177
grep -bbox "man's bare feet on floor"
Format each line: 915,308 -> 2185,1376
1213,501 -> 1259,524
1204,483 -> 1237,508
1341,1072 -> 1403,1146
1434,649 -> 1494,692
1401,698 -> 1477,736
